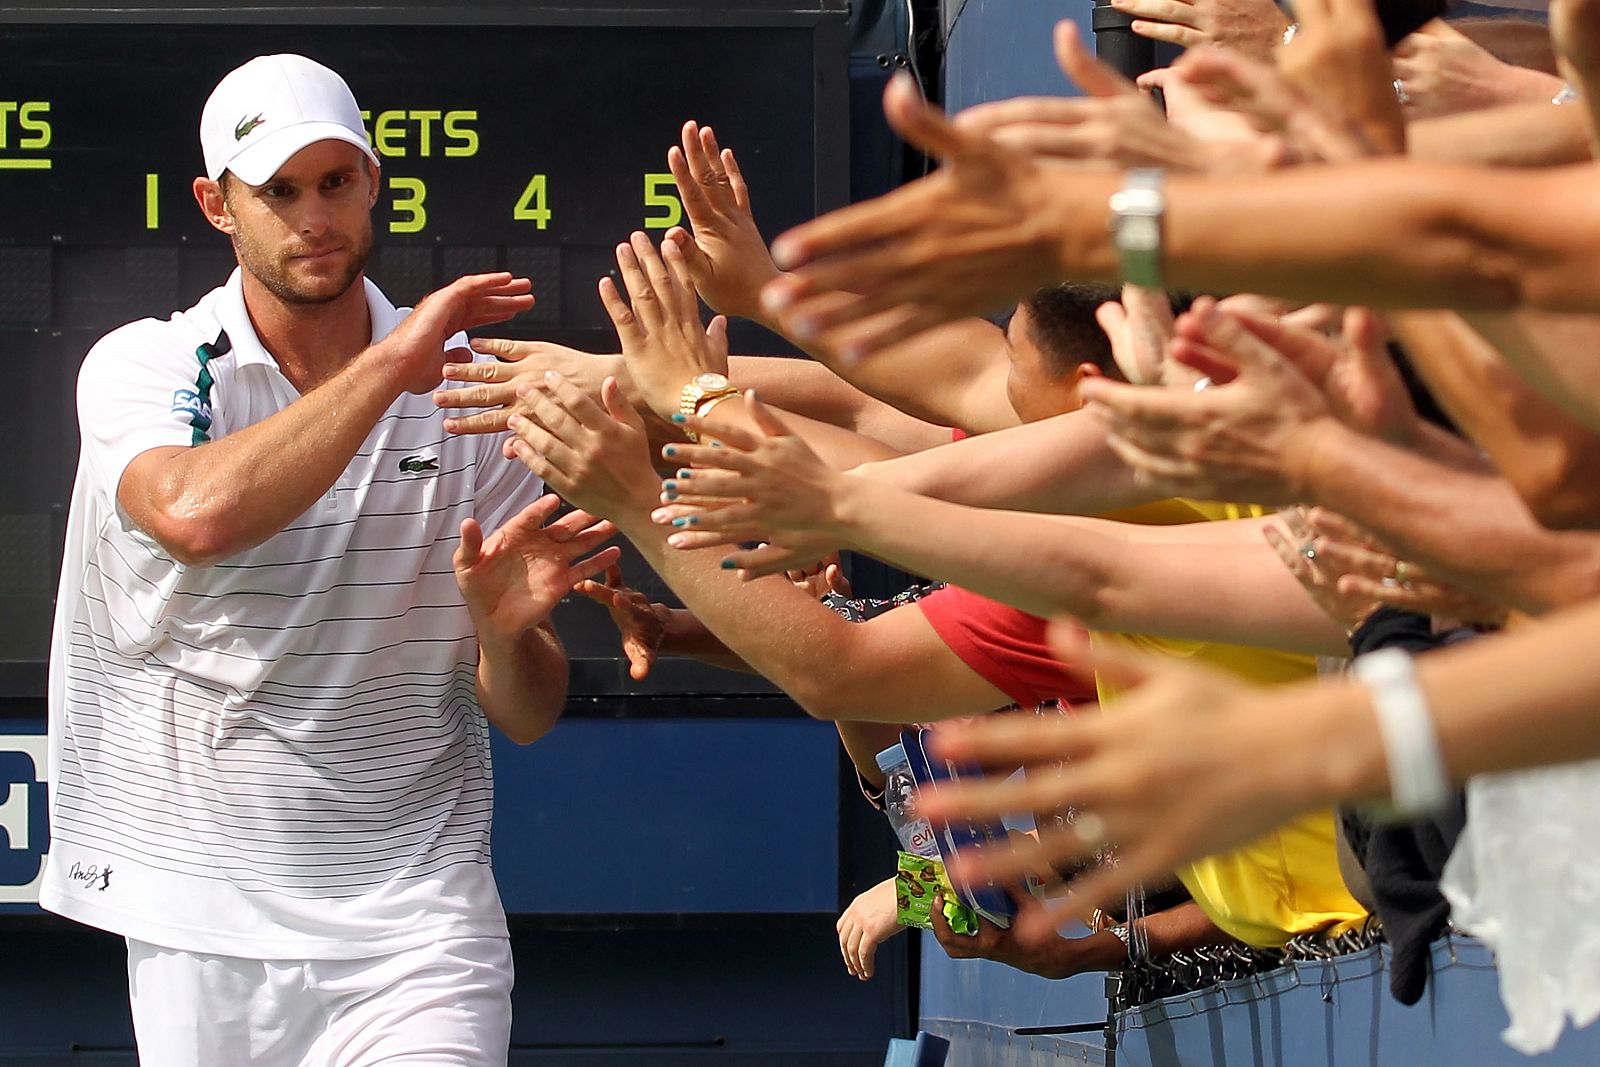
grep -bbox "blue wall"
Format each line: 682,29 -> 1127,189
942,0 -> 1092,112
920,931 -> 1600,1065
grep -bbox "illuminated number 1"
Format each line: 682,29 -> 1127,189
513,174 -> 551,230
390,177 -> 427,234
643,173 -> 682,230
145,173 -> 159,230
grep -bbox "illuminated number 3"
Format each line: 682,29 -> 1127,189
644,173 -> 682,230
514,174 -> 551,229
390,177 -> 427,234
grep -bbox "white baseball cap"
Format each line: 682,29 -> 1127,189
200,54 -> 379,186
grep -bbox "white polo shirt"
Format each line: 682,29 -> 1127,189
42,269 -> 544,959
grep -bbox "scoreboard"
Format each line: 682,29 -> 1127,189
0,2 -> 851,697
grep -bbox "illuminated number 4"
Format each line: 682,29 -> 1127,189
514,174 -> 551,230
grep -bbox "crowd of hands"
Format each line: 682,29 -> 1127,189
390,0 -> 1600,983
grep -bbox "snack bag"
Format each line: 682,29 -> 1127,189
895,851 -> 978,935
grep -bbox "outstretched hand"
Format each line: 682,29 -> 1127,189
1273,0 -> 1405,155
1170,47 -> 1379,163
1263,507 -> 1384,634
389,272 -> 535,394
647,390 -> 852,577
573,564 -> 671,680
1094,284 -> 1179,387
837,878 -> 905,981
601,231 -> 730,421
952,22 -> 1230,173
1080,296 -> 1340,504
1392,20 -> 1565,120
1303,507 -> 1509,625
1109,0 -> 1289,58
761,72 -> 1077,363
662,121 -> 782,326
435,340 -> 626,437
454,492 -> 621,642
505,374 -> 661,521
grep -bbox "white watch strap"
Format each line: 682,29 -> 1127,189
1353,647 -> 1451,819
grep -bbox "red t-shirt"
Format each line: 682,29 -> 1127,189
916,584 -> 1095,709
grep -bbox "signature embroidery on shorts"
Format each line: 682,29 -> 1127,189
68,860 -> 113,892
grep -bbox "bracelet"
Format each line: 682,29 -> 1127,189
695,392 -> 738,422
1108,169 -> 1166,290
1352,647 -> 1451,819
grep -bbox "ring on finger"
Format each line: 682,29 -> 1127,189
1073,812 -> 1107,848
1394,559 -> 1412,583
1300,541 -> 1317,561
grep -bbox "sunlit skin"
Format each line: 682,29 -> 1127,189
196,141 -> 377,303
190,140 -> 382,390
1004,303 -> 1103,424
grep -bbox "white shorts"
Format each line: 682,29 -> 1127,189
125,935 -> 513,1067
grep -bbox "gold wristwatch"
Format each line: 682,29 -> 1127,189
678,372 -> 739,443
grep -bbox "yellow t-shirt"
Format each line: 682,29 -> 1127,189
1092,498 -> 1368,948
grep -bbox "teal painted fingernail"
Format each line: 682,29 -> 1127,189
671,413 -> 687,424
687,516 -> 699,526
664,480 -> 678,492
720,559 -> 736,570
665,490 -> 679,501
677,469 -> 692,479
664,445 -> 678,458
672,518 -> 688,527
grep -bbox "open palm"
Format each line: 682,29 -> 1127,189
455,494 -> 621,638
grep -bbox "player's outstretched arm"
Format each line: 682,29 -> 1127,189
116,273 -> 532,566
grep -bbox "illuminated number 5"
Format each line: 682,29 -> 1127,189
390,177 -> 427,234
514,174 -> 551,230
643,173 -> 682,230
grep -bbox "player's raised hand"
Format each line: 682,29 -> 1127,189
387,272 -> 534,394
453,493 -> 621,641
436,340 -> 627,437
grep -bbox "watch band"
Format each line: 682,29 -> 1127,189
1108,168 -> 1166,290
678,375 -> 738,444
1353,647 -> 1451,819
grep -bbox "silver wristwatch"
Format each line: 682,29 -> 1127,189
1109,169 -> 1166,290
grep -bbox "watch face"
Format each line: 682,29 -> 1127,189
694,372 -> 731,391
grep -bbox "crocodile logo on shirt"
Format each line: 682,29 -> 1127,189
234,113 -> 265,140
398,453 -> 440,474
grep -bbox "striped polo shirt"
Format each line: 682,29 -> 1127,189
42,269 -> 544,958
